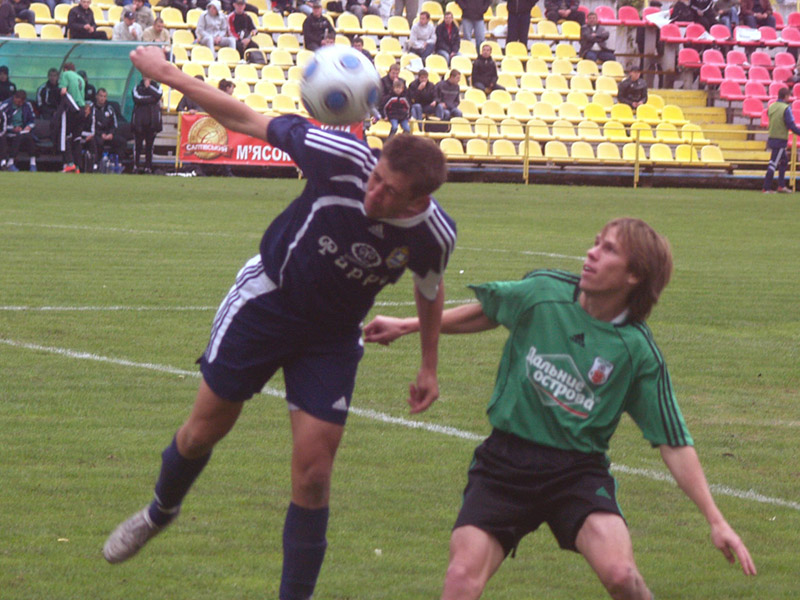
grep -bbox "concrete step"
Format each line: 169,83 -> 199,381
652,88 -> 709,108
683,107 -> 728,125
722,150 -> 769,161
717,140 -> 767,151
704,125 -> 751,142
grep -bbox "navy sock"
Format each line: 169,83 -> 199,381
279,503 -> 329,600
147,436 -> 211,526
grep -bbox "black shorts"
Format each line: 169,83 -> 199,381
454,429 -> 625,556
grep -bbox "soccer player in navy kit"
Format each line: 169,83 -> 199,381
365,218 -> 755,599
104,46 -> 456,600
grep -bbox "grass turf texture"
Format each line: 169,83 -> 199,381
1,173 -> 798,599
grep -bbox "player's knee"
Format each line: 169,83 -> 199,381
599,562 -> 644,597
294,465 -> 332,505
443,560 -> 487,598
177,424 -> 219,458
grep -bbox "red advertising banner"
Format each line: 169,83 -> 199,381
177,113 -> 364,166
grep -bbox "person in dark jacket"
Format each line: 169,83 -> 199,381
434,69 -> 462,121
506,0 -> 537,46
379,62 -> 405,117
68,0 -> 108,39
617,65 -> 648,108
471,43 -> 504,93
689,0 -> 715,30
79,70 -> 97,105
544,0 -> 584,25
456,0 -> 491,52
0,0 -> 16,37
10,0 -> 35,26
302,2 -> 334,50
2,89 -> 38,171
739,0 -> 774,28
579,11 -> 615,62
228,0 -> 259,59
435,11 -> 461,65
131,76 -> 162,173
670,0 -> 695,22
92,87 -> 128,166
408,69 -> 437,121
157,0 -> 191,19
0,65 -> 16,102
383,79 -> 410,138
37,68 -> 61,119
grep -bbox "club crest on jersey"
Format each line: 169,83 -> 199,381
349,242 -> 382,268
588,357 -> 614,386
385,246 -> 410,269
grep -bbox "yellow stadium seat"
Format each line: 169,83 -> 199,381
583,102 -> 607,122
681,123 -> 710,145
41,23 -> 64,39
190,45 -> 215,67
374,52 -> 397,74
515,89 -> 538,107
530,42 -> 553,62
440,137 -> 465,157
489,89 -> 513,107
492,139 -> 519,157
561,20 -> 581,40
603,120 -> 630,142
459,40 -> 479,60
235,64 -> 260,85
261,11 -> 288,33
662,104 -> 688,125
387,15 -> 410,36
566,91 -> 589,109
484,40 -> 503,58
535,19 -> 560,40
366,135 -> 383,149
521,139 -> 544,159
595,76 -> 618,96
261,65 -> 286,84
474,117 -> 501,138
575,59 -> 600,78
54,3 -> 71,24
449,117 -> 474,139
336,12 -> 363,35
539,90 -> 562,107
254,80 -> 278,99
459,99 -> 480,119
159,6 -> 185,28
30,2 -> 54,23
500,117 -> 526,140
451,54 -> 473,77
480,100 -> 505,119
232,80 -> 250,99
296,49 -> 314,69
464,88 -> 487,105
525,57 -> 549,77
555,43 -> 579,62
551,58 -> 574,76
181,62 -> 206,78
655,122 -> 681,144
576,119 -> 604,142
496,73 -> 518,92
609,103 -> 634,124
593,92 -> 615,111
14,23 -> 37,39
622,142 -> 649,163
286,65 -> 304,81
646,93 -> 664,110
571,141 -> 595,161
506,101 -> 530,120
362,14 -> 386,36
281,80 -> 301,100
186,8 -> 203,28
544,140 -> 569,160
270,48 -> 294,68
526,118 -> 553,141
602,60 -> 625,79
208,63 -> 232,81
532,101 -> 557,122
557,102 -> 582,123
675,143 -> 699,163
649,143 -> 674,163
271,93 -> 297,114
597,142 -> 622,161
379,37 -> 404,57
504,41 -> 528,60
425,54 -> 450,76
165,89 -> 183,113
276,33 -> 301,53
500,56 -> 524,77
630,121 -> 657,143
569,75 -> 594,96
701,145 -> 726,163
245,93 -> 270,112
445,1 -> 462,19
172,29 -> 195,48
466,138 -> 490,157
286,12 -> 306,33
551,119 -> 579,142
545,74 -> 569,94
217,47 -> 241,65
635,103 -> 660,125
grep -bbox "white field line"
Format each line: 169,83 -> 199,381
2,337 -> 798,513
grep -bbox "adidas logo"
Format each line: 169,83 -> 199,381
570,333 -> 585,347
368,224 -> 384,239
331,396 -> 348,411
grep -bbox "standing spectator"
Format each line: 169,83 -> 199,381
689,0 -> 716,30
456,0 -> 490,52
471,43 -> 503,94
579,12 -> 615,63
434,68 -> 462,121
435,11 -> 460,65
352,36 -> 373,62
617,64 -> 648,108
379,62 -> 405,115
506,0 -> 536,46
79,71 -> 97,105
68,0 -> 108,39
0,65 -> 17,102
544,0 -> 585,25
407,10 -> 436,59
346,0 -> 378,23
383,78 -> 411,138
228,0 -> 258,59
36,68 -> 61,119
408,68 -> 437,120
302,2 -> 334,50
0,0 -> 15,37
220,0 -> 259,13
57,62 -> 85,173
2,89 -> 37,171
131,76 -> 162,174
739,0 -> 774,28
92,87 -> 128,169
10,0 -> 35,26
112,10 -> 144,40
394,0 -> 417,26
143,17 -> 171,57
715,0 -> 738,30
196,0 -> 236,55
763,87 -> 800,193
122,0 -> 154,29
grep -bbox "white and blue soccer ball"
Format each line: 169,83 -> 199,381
301,45 -> 381,126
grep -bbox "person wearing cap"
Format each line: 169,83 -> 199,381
10,0 -> 36,27
196,0 -> 236,56
302,2 -> 334,50
0,65 -> 16,103
617,65 -> 648,109
228,0 -> 259,59
67,0 -> 108,40
122,0 -> 154,29
113,10 -> 144,40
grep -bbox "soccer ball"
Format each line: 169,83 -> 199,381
301,45 -> 381,126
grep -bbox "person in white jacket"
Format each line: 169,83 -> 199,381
407,10 -> 436,59
195,0 -> 236,56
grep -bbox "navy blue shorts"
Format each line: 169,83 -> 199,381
198,255 -> 364,425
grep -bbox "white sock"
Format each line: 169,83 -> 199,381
30,157 -> 36,166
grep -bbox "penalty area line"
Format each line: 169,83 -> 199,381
2,336 -> 797,512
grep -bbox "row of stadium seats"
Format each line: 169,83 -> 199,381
680,48 -> 798,72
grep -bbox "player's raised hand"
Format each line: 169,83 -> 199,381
363,315 -> 414,346
408,367 -> 438,413
130,45 -> 172,83
710,521 -> 757,576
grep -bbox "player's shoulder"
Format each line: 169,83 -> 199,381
521,268 -> 580,296
618,320 -> 666,367
269,114 -> 376,163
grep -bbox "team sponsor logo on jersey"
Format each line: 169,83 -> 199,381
385,246 -> 410,269
588,357 -> 614,386
525,346 -> 595,418
350,242 -> 382,268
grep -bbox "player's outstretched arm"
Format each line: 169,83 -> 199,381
659,444 -> 757,576
363,302 -> 497,346
407,281 -> 444,414
129,45 -> 272,141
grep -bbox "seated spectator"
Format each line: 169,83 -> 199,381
221,0 -> 259,13
218,78 -> 234,95
131,76 -> 162,174
228,0 -> 258,59
68,0 -> 108,40
113,10 -> 144,40
3,89 -> 37,172
320,30 -> 335,46
0,0 -> 15,37
739,0 -> 774,28
456,0 -> 490,52
196,0 -> 236,55
79,70 -> 97,105
580,12 -> 615,63
37,68 -> 61,119
92,87 -> 128,168
544,0 -> 585,26
352,36 -> 373,62
380,62 -> 405,115
302,2 -> 334,50
471,43 -> 504,94
407,10 -> 436,60
434,69 -> 462,121
689,0 -> 715,30
617,64 -> 648,108
143,17 -> 171,56
383,78 -> 410,137
10,0 -> 35,26
0,65 -> 17,102
157,0 -> 190,19
122,0 -> 154,29
435,11 -> 461,65
408,68 -> 437,120
346,0 -> 378,23
714,0 -> 738,30
670,0 -> 695,22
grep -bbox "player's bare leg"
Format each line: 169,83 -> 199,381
576,512 -> 653,600
441,525 -> 506,600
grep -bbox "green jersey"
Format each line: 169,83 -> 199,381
58,70 -> 85,108
471,269 -> 693,455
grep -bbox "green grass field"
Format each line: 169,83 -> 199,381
1,173 -> 798,599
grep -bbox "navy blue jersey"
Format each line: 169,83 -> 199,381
263,115 -> 456,331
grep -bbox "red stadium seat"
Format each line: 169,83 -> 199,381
775,52 -> 796,70
773,66 -> 793,82
726,49 -> 749,68
678,47 -> 702,69
792,100 -> 800,119
709,23 -> 733,44
642,6 -> 660,19
780,26 -> 800,47
702,48 -> 725,67
700,64 -> 724,85
723,64 -> 747,84
594,5 -> 620,25
774,11 -> 784,29
744,81 -> 769,101
719,79 -> 745,101
741,97 -> 764,118
758,26 -> 782,47
659,23 -> 685,43
748,66 -> 771,83
793,82 -> 800,98
685,22 -> 713,44
749,50 -> 772,70
618,5 -> 643,26
769,81 -> 788,99
788,12 -> 800,28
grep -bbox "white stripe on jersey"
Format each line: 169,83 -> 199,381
305,130 -> 376,178
424,205 -> 457,274
307,128 -> 375,165
330,174 -> 368,191
278,196 -> 365,288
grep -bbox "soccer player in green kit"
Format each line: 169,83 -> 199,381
364,218 -> 756,599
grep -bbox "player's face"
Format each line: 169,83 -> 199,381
364,159 -> 420,220
580,227 -> 639,297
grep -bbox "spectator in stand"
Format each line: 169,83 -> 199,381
321,30 -> 336,45
302,2 -> 334,50
435,11 -> 461,65
68,0 -> 108,39
176,75 -> 206,113
714,0 -> 738,31
346,0 -> 379,23
379,62 -> 405,115
763,87 -> 800,193
37,68 -> 61,119
394,0 -> 417,27
456,0 -> 491,52
220,0 -> 258,13
131,75 -> 162,174
0,0 -> 16,37
57,62 -> 86,173
407,10 -> 436,59
0,65 -> 17,102
156,0 -> 190,19
79,70 -> 97,105
352,36 -> 373,62
471,43 -> 504,94
143,17 -> 171,56
739,0 -> 774,28
229,0 -> 258,59
408,68 -> 437,121
92,87 -> 128,167
506,0 -> 536,46
689,0 -> 716,30
617,64 -> 648,108
122,0 -> 154,30
113,10 -> 144,40
2,89 -> 37,171
196,0 -> 236,55
10,0 -> 35,26
383,78 -> 411,138
434,68 -> 462,121
544,0 -> 585,26
670,0 -> 695,22
580,11 -> 615,63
